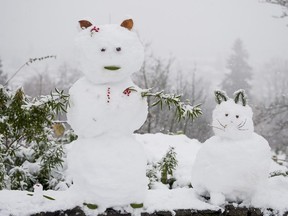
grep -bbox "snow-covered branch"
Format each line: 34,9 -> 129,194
141,89 -> 202,121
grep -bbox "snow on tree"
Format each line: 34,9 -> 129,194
0,58 -> 7,85
253,59 -> 288,152
133,49 -> 206,141
221,39 -> 253,97
0,86 -> 70,191
266,0 -> 288,8
266,0 -> 288,18
141,90 -> 202,122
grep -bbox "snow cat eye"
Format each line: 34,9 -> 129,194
101,48 -> 106,52
225,114 -> 229,117
236,115 -> 239,118
116,47 -> 121,52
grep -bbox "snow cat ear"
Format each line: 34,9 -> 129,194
79,20 -> 93,29
234,89 -> 247,106
120,19 -> 133,30
214,90 -> 228,105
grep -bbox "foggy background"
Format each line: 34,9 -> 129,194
0,0 -> 288,152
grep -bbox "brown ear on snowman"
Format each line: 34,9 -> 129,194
79,20 -> 93,29
120,19 -> 134,30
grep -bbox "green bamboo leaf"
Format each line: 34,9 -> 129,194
130,203 -> 144,209
151,100 -> 161,107
83,203 -> 98,209
43,195 -> 55,200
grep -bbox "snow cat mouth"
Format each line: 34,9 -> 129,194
104,66 -> 121,71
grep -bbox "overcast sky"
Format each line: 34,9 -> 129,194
0,0 -> 288,87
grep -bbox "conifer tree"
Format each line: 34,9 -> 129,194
221,39 -> 252,96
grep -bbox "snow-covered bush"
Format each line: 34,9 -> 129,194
158,146 -> 178,186
0,86 -> 71,191
147,146 -> 178,189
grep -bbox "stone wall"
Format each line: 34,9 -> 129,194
30,205 -> 286,216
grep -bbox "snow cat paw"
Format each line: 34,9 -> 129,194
210,192 -> 225,206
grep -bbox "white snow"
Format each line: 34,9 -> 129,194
1,18 -> 287,216
67,78 -> 147,138
0,133 -> 287,216
74,23 -> 144,85
192,134 -> 271,203
32,183 -> 44,203
67,135 -> 147,210
0,189 -> 82,216
136,133 -> 202,188
192,95 -> 272,205
66,19 -> 149,209
252,176 -> 288,215
67,19 -> 147,138
211,99 -> 254,140
144,188 -> 220,213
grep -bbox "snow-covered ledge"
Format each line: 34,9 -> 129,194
2,187 -> 287,216
1,188 -> 286,216
1,134 -> 288,216
29,205 -> 283,216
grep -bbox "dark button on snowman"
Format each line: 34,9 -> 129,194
67,18 -> 148,210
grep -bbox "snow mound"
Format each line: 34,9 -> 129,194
136,133 -> 202,187
252,176 -> 288,215
191,91 -> 272,205
144,188 -> 219,213
67,135 -> 147,209
0,133 -> 288,215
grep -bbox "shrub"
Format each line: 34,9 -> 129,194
0,86 -> 71,191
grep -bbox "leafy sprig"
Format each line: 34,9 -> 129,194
269,170 -> 288,178
24,88 -> 70,115
4,55 -> 56,86
141,89 -> 202,121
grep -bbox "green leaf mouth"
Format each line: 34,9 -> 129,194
104,66 -> 121,71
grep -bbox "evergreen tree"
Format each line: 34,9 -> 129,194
0,58 -> 7,85
221,39 -> 252,97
